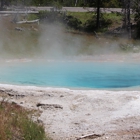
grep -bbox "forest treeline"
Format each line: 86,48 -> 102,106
1,0 -> 121,7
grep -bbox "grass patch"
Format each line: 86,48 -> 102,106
103,13 -> 122,27
103,13 -> 122,22
67,12 -> 95,24
67,12 -> 122,27
0,100 -> 51,140
27,14 -> 39,20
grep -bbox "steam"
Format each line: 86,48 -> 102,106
38,24 -> 85,59
38,24 -> 123,60
0,15 -> 139,62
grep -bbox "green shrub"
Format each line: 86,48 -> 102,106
64,15 -> 82,29
84,14 -> 113,32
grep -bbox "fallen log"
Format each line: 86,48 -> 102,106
76,133 -> 103,140
16,19 -> 39,24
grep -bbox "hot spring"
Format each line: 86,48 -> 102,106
0,60 -> 140,89
0,20 -> 140,89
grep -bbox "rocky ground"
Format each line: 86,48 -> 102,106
0,85 -> 140,140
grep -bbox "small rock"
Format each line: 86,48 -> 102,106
60,95 -> 64,97
11,113 -> 15,115
11,101 -> 17,105
15,27 -> 24,31
37,119 -> 43,124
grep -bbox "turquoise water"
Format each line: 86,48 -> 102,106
0,61 -> 140,89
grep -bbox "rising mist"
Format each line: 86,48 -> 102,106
0,15 -> 139,62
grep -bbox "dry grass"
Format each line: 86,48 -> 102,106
0,98 -> 50,140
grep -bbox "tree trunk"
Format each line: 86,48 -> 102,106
96,0 -> 101,30
23,0 -> 25,6
122,0 -> 131,38
127,0 -> 131,38
75,0 -> 78,6
0,0 -> 4,10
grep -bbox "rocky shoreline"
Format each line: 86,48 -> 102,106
0,84 -> 140,140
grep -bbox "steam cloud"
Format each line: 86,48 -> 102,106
0,16 -> 138,61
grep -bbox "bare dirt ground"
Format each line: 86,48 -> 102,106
0,85 -> 140,140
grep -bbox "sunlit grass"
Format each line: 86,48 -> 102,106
67,12 -> 95,24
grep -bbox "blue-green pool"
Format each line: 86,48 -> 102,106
0,61 -> 140,89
